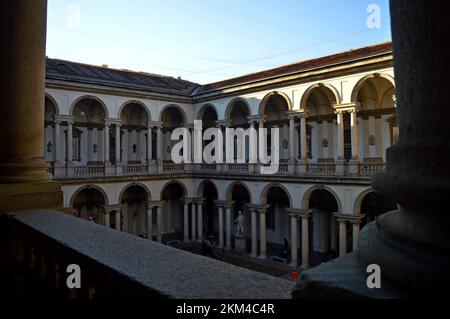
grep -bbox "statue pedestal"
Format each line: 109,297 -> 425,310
234,234 -> 247,253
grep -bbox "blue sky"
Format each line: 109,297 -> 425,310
46,0 -> 391,84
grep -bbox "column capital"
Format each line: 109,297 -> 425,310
333,213 -> 365,224
224,201 -> 235,209
216,120 -> 231,128
106,119 -> 122,126
55,115 -> 74,124
194,197 -> 206,205
333,103 -> 360,114
103,205 -> 123,213
286,208 -> 313,218
286,111 -> 307,120
184,198 -> 196,205
214,200 -> 226,208
149,121 -> 163,128
247,115 -> 265,124
147,200 -> 164,208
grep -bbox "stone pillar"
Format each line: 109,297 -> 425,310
54,120 -> 61,163
330,215 -> 337,252
225,203 -> 233,250
115,123 -> 121,164
183,201 -> 190,243
289,114 -> 296,162
300,114 -> 307,160
258,207 -> 268,259
67,121 -> 73,164
289,213 -> 299,268
336,111 -> 345,160
215,201 -> 225,249
250,207 -> 258,257
147,205 -> 153,241
300,211 -> 311,269
248,120 -> 257,164
104,122 -> 110,164
337,218 -> 347,257
197,199 -> 204,242
191,201 -> 197,242
357,0 -> 450,290
115,209 -> 121,231
352,221 -> 360,252
0,0 -> 52,184
104,210 -> 111,228
147,123 -> 153,163
350,109 -> 359,160
156,125 -> 163,163
156,205 -> 163,243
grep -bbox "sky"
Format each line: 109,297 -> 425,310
46,0 -> 391,84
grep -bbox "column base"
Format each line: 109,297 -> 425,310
0,181 -> 63,213
258,255 -> 267,260
249,253 -> 257,258
289,261 -> 299,268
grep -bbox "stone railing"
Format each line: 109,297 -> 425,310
306,163 -> 336,176
359,162 -> 386,176
73,165 -> 105,178
163,163 -> 185,173
0,210 -> 292,299
228,164 -> 249,174
123,164 -> 148,176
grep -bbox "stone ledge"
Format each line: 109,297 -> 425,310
10,210 -> 292,299
292,253 -> 410,299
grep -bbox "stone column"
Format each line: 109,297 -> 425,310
156,125 -> 163,163
248,120 -> 257,164
147,123 -> 153,163
114,208 -> 121,231
115,123 -> 121,164
67,121 -> 73,164
300,114 -> 307,160
337,218 -> 347,257
104,122 -> 110,164
197,199 -> 204,242
191,201 -> 197,242
215,201 -> 225,249
104,209 -> 111,228
225,203 -> 233,250
299,211 -> 311,268
147,205 -> 153,241
0,0 -> 52,184
54,120 -> 61,163
336,111 -> 345,160
350,109 -> 359,160
183,201 -> 190,243
156,205 -> 163,243
289,213 -> 299,268
289,114 -> 296,162
352,220 -> 360,252
258,207 -> 268,259
250,207 -> 258,257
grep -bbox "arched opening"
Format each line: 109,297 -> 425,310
199,106 -> 218,158
161,182 -> 186,241
264,186 -> 291,257
72,187 -> 106,224
120,103 -> 150,165
308,189 -> 339,266
199,181 -> 218,238
71,98 -> 107,165
354,76 -> 396,161
120,185 -> 149,237
44,96 -> 57,163
360,192 -> 397,228
226,100 -> 251,163
260,93 -> 290,160
160,106 -> 186,162
228,183 -> 251,248
305,87 -> 338,162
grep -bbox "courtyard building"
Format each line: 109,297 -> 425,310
44,42 -> 397,269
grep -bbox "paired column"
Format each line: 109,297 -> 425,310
225,202 -> 234,250
299,210 -> 312,268
335,110 -> 345,160
104,122 -> 111,164
215,201 -> 225,249
183,199 -> 190,243
156,205 -> 163,242
147,122 -> 153,163
115,123 -> 121,164
258,206 -> 268,259
287,112 -> 298,162
67,120 -> 73,164
336,217 -> 347,257
54,119 -> 61,163
196,198 -> 204,242
156,124 -> 163,163
104,209 -> 111,228
289,213 -> 299,268
249,207 -> 258,257
190,199 -> 197,242
248,119 -> 258,164
147,201 -> 164,242
349,108 -> 359,160
299,113 -> 308,160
